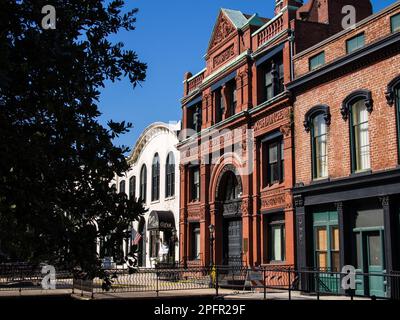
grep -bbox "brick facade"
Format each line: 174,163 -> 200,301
178,0 -> 374,269
288,2 -> 400,297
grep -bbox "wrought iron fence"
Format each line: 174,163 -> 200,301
1,263 -> 400,300
92,267 -> 211,294
0,263 -> 73,291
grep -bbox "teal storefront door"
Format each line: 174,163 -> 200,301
354,229 -> 386,297
313,210 -> 340,294
353,207 -> 386,298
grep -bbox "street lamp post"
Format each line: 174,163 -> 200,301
209,224 -> 215,267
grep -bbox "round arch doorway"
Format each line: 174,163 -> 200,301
215,167 -> 243,267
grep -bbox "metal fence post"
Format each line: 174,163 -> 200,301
288,269 -> 291,301
316,272 -> 320,301
156,270 -> 159,297
263,268 -> 266,300
215,266 -> 219,297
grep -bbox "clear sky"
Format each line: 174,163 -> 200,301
98,0 -> 397,151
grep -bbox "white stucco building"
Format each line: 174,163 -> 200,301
109,122 -> 181,268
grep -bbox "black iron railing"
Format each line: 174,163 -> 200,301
1,263 -> 400,300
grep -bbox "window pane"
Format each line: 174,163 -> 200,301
265,71 -> 272,86
352,100 -> 370,171
309,52 -> 325,71
269,143 -> 278,163
391,13 -> 400,33
271,225 -> 283,261
331,227 -> 340,251
317,228 -> 327,251
331,252 -> 340,272
317,252 -> 328,269
346,34 -> 365,53
195,231 -> 201,259
313,114 -> 326,136
368,233 -> 382,266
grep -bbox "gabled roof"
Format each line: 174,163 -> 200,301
221,8 -> 249,29
207,8 -> 266,51
221,8 -> 266,29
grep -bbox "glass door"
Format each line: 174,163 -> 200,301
313,211 -> 340,294
354,229 -> 386,297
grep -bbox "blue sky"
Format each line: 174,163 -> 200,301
98,0 -> 396,151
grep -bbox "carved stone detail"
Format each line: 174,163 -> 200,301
294,195 -> 304,208
254,108 -> 290,133
213,45 -> 235,69
210,15 -> 235,49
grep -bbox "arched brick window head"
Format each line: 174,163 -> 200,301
386,75 -> 400,106
341,89 -> 373,121
303,104 -> 331,132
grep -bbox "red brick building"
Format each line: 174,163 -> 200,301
178,0 -> 373,269
288,2 -> 400,297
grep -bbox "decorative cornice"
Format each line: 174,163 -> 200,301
386,75 -> 400,106
288,32 -> 400,92
341,90 -> 373,121
303,104 -> 331,132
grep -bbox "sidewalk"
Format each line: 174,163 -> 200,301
0,288 -> 369,301
75,289 -> 368,301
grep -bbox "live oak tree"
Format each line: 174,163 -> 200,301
0,0 -> 146,277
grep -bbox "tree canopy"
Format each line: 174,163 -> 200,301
0,0 -> 147,275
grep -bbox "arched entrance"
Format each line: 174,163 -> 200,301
215,166 -> 243,266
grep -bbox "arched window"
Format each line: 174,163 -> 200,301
165,152 -> 175,198
386,75 -> 400,161
312,115 -> 328,179
342,90 -> 372,173
129,176 -> 136,200
140,164 -> 147,203
151,153 -> 160,201
304,105 -> 331,180
119,180 -> 126,195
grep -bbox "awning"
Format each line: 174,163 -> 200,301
255,43 -> 285,67
211,70 -> 237,91
186,95 -> 202,108
147,211 -> 176,231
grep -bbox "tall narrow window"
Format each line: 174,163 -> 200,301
263,138 -> 284,186
351,100 -> 370,172
140,164 -> 147,203
191,223 -> 201,260
228,80 -> 237,117
391,13 -> 400,33
264,68 -> 273,101
193,103 -> 202,132
312,114 -> 328,179
151,153 -> 160,201
165,152 -> 175,198
268,215 -> 285,262
150,231 -> 160,258
191,166 -> 200,201
119,180 -> 126,195
129,176 -> 136,200
215,89 -> 224,123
